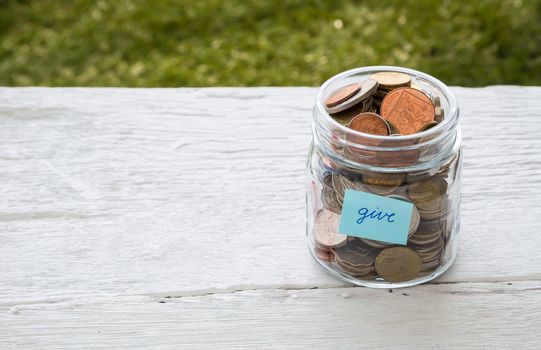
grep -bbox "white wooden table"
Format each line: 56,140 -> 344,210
1,87 -> 540,349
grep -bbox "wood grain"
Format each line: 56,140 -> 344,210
0,87 -> 540,348
1,282 -> 540,349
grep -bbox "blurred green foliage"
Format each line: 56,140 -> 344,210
1,0 -> 540,86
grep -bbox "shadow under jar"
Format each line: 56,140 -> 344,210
306,66 -> 462,288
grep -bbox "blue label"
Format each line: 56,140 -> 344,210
338,189 -> 413,245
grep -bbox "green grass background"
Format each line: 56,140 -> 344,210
1,0 -> 540,86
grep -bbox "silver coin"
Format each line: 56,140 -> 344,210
325,79 -> 379,113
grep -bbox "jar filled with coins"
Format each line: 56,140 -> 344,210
307,66 -> 461,288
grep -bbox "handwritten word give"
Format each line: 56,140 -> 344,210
357,207 -> 396,225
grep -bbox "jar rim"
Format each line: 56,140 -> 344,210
315,66 -> 459,142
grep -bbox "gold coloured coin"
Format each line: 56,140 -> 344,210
363,174 -> 403,187
407,176 -> 448,212
369,72 -> 411,90
362,174 -> 402,195
375,247 -> 421,282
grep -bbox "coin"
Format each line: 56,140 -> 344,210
315,210 -> 347,248
388,194 -> 420,236
322,173 -> 334,188
411,83 -> 423,91
433,96 -> 444,123
360,238 -> 395,249
364,184 -> 398,196
335,262 -> 375,277
322,185 -> 342,213
335,259 -> 376,277
420,256 -> 441,271
363,174 -> 403,187
314,246 -> 335,262
330,97 -> 374,125
325,79 -> 379,114
375,247 -> 421,282
419,121 -> 439,132
386,119 -> 401,134
325,83 -> 361,107
418,203 -> 449,221
340,175 -> 368,192
359,79 -> 379,97
370,72 -> 411,90
374,90 -> 388,100
380,87 -> 435,135
331,173 -> 346,202
360,173 -> 402,195
440,240 -> 453,265
408,229 -> 442,246
417,217 -> 447,235
407,175 -> 447,211
347,112 -> 390,136
333,238 -> 380,267
411,236 -> 445,257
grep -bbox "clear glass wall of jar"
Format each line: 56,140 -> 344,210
306,66 -> 462,288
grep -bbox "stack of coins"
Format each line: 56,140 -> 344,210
313,209 -> 347,262
333,238 -> 379,277
313,159 -> 458,282
324,72 -> 442,135
310,71 -> 459,283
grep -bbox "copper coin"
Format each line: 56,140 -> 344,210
347,112 -> 390,136
325,83 -> 361,107
380,88 -> 435,135
370,72 -> 411,89
314,246 -> 334,262
314,210 -> 347,248
375,247 -> 421,282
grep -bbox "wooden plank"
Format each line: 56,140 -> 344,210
0,87 -> 540,303
1,281 -> 540,349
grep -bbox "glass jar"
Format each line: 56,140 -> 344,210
306,66 -> 461,288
